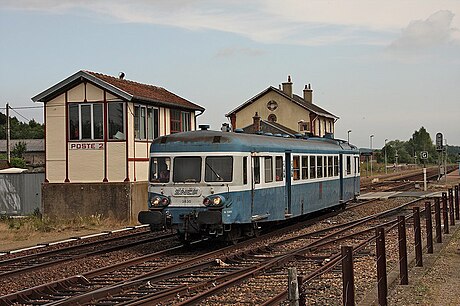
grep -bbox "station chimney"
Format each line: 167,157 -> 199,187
303,83 -> 313,103
282,75 -> 293,98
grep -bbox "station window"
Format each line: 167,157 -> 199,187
328,156 -> 333,177
171,109 -> 191,133
275,156 -> 283,181
264,157 -> 273,183
69,103 -> 103,140
346,156 -> 352,175
293,155 -> 300,180
310,156 -> 316,179
134,105 -> 159,140
205,156 -> 232,182
301,156 -> 309,179
317,156 -> 323,178
253,157 -> 260,184
334,156 -> 339,176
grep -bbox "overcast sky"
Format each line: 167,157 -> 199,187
1,0 -> 459,148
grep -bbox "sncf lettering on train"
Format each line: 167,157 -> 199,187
174,187 -> 201,197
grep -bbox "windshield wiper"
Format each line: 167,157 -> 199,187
206,163 -> 223,181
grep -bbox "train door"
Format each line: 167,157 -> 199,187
339,153 -> 344,202
285,151 -> 292,214
353,155 -> 360,196
250,155 -> 261,217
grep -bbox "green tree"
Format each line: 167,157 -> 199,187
12,142 -> 27,158
0,112 -> 44,139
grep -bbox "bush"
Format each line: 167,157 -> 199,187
10,157 -> 26,168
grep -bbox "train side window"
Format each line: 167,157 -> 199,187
317,156 -> 323,178
205,156 -> 233,182
310,156 -> 316,179
150,157 -> 170,183
264,157 -> 273,183
293,155 -> 300,180
253,157 -> 260,184
354,156 -> 360,174
275,156 -> 283,181
243,157 -> 248,185
346,156 -> 351,175
301,156 -> 309,179
334,156 -> 339,176
328,156 -> 333,177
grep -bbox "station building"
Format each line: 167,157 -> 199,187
32,70 -> 204,221
226,76 -> 338,137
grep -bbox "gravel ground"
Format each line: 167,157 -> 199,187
387,223 -> 460,306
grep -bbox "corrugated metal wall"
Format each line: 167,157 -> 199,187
0,173 -> 44,215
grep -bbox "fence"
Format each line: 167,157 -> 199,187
283,183 -> 460,306
0,172 -> 44,215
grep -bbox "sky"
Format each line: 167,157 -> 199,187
1,0 -> 459,148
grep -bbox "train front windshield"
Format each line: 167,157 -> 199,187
150,156 -> 233,184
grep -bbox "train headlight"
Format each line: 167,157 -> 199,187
203,195 -> 225,207
150,195 -> 170,207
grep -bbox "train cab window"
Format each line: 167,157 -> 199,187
328,156 -> 333,177
301,156 -> 309,179
150,157 -> 171,183
317,156 -> 323,178
173,157 -> 202,183
293,156 -> 300,180
205,156 -> 233,182
243,157 -> 248,185
310,156 -> 316,179
346,156 -> 352,175
253,157 -> 260,184
334,156 -> 339,176
275,156 -> 283,181
264,157 -> 273,183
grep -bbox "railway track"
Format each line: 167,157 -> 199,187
0,195 -> 425,305
0,228 -> 176,279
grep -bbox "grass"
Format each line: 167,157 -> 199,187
0,210 -> 120,233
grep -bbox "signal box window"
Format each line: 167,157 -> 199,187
135,105 -> 159,140
265,157 -> 273,183
275,156 -> 283,181
150,157 -> 171,183
69,103 -> 103,140
108,103 -> 125,140
173,157 -> 202,183
205,156 -> 233,182
293,156 -> 300,180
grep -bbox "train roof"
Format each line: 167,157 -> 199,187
151,130 -> 359,154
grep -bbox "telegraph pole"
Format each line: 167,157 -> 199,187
6,103 -> 10,164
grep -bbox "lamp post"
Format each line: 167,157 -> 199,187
384,139 -> 388,174
347,130 -> 352,143
370,135 -> 374,177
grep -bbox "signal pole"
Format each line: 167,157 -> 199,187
6,103 -> 10,164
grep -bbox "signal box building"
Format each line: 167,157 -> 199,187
32,70 -> 204,221
226,76 -> 338,137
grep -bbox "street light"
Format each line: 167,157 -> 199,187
370,135 -> 374,177
347,130 -> 352,143
384,139 -> 388,174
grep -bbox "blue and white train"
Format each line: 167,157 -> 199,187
138,128 -> 360,241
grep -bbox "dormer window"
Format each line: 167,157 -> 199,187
298,120 -> 310,132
